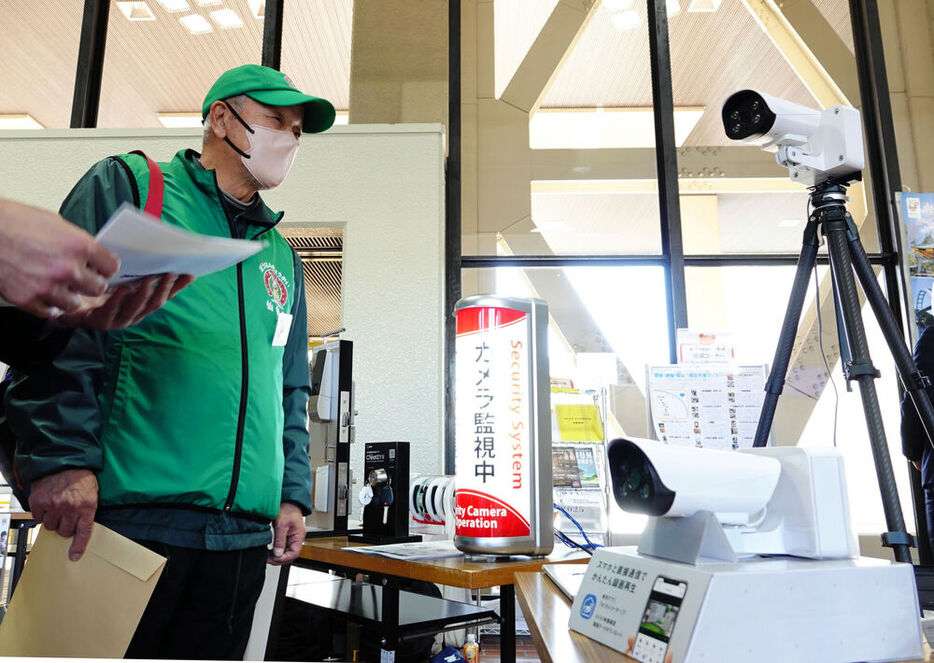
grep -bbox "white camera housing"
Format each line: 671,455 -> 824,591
722,89 -> 864,186
608,437 -> 781,525
607,437 -> 858,560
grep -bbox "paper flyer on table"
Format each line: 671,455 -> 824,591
96,203 -> 267,285
343,540 -> 463,560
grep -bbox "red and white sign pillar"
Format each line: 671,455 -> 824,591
453,296 -> 554,556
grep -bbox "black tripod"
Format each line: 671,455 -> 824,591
753,172 -> 934,564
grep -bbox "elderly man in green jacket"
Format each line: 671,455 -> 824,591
5,64 -> 334,660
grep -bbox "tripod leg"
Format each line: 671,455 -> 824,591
753,220 -> 820,447
847,219 -> 934,452
824,216 -> 913,563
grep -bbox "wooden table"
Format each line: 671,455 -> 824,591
294,537 -> 588,663
515,571 -> 933,663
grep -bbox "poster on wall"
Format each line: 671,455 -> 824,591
646,365 -> 768,450
898,192 -> 934,344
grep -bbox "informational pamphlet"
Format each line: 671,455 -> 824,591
676,330 -> 736,364
646,365 -> 768,450
898,192 -> 934,342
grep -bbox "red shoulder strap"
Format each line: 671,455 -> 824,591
128,150 -> 164,220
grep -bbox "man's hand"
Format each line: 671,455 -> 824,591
55,273 -> 194,330
268,502 -> 305,565
28,469 -> 99,561
0,199 -> 119,317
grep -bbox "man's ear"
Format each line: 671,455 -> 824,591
208,101 -> 229,138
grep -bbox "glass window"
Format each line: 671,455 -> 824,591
464,266 -> 670,441
666,0 -> 878,255
686,265 -> 915,535
799,271 -> 914,536
0,1 -> 84,129
465,0 -> 659,256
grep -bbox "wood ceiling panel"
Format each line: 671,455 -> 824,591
0,0 -> 85,129
281,0 -> 353,111
97,0 -> 263,128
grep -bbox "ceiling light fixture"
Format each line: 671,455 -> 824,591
0,114 -> 44,130
156,0 -> 190,12
210,8 -> 243,29
116,1 -> 156,21
179,13 -> 213,34
688,0 -> 724,11
247,0 -> 265,19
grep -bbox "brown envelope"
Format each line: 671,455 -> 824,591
0,523 -> 165,657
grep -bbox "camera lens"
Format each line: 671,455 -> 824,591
627,467 -> 641,488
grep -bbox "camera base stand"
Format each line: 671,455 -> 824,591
568,547 -> 922,663
638,511 -> 737,564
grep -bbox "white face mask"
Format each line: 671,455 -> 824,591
223,102 -> 299,190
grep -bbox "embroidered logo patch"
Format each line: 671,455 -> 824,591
260,262 -> 289,310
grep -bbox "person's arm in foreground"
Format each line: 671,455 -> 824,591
0,196 -> 191,328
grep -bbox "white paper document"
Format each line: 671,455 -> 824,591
96,203 -> 267,285
343,540 -> 464,561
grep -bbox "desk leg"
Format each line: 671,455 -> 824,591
263,563 -> 291,661
500,584 -> 516,663
9,522 -> 34,600
379,576 -> 400,661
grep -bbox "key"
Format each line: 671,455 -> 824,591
383,505 -> 389,524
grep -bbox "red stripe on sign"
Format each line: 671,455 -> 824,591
456,307 -> 527,336
454,489 -> 531,538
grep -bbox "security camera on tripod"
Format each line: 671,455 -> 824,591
722,89 -> 934,564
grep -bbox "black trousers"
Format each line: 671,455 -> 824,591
125,541 -> 268,660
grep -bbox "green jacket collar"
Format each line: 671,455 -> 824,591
176,149 -> 284,229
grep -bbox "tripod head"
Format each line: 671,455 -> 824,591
809,172 -> 863,212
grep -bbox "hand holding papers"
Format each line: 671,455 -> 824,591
0,524 -> 166,657
96,203 -> 267,286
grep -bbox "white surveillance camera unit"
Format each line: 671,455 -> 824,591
607,437 -> 858,561
721,89 -> 864,186
608,437 -> 780,525
572,439 -> 918,663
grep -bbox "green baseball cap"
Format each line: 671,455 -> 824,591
202,64 -> 336,134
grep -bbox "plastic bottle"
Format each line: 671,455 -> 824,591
462,633 -> 480,663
